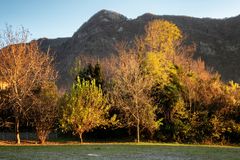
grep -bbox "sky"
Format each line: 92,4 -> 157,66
0,0 -> 240,40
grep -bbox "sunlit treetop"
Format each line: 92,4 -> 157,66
144,20 -> 182,54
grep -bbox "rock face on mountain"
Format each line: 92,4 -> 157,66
38,10 -> 240,89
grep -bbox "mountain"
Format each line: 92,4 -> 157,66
37,10 -> 240,89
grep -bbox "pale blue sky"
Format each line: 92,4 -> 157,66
0,0 -> 240,39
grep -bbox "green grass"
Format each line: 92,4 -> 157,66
0,143 -> 239,160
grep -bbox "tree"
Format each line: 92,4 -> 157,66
210,81 -> 240,144
111,51 -> 159,143
60,79 -> 115,143
144,19 -> 182,54
77,63 -> 104,88
149,58 -> 186,141
0,26 -> 57,144
105,20 -> 184,143
30,82 -> 59,144
152,75 -> 182,121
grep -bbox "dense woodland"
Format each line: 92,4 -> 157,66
0,21 -> 240,144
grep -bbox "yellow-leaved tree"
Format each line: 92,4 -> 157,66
60,78 -> 116,143
144,20 -> 182,54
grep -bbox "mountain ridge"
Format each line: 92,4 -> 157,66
37,10 -> 240,88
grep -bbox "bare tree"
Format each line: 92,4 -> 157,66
0,26 -> 57,144
110,49 -> 159,143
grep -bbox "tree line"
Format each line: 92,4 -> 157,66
0,21 -> 240,144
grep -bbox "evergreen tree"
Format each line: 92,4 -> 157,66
77,63 -> 104,88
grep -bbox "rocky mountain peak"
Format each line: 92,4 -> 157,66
88,9 -> 128,23
71,9 -> 128,41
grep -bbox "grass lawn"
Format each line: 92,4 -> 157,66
0,143 -> 239,160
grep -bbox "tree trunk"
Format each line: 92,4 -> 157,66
79,132 -> 83,143
15,117 -> 20,144
135,100 -> 140,143
37,130 -> 47,144
36,126 -> 51,144
38,137 -> 46,144
137,118 -> 140,143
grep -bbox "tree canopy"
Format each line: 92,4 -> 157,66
60,78 -> 115,143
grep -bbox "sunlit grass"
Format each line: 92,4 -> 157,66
0,143 -> 239,160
